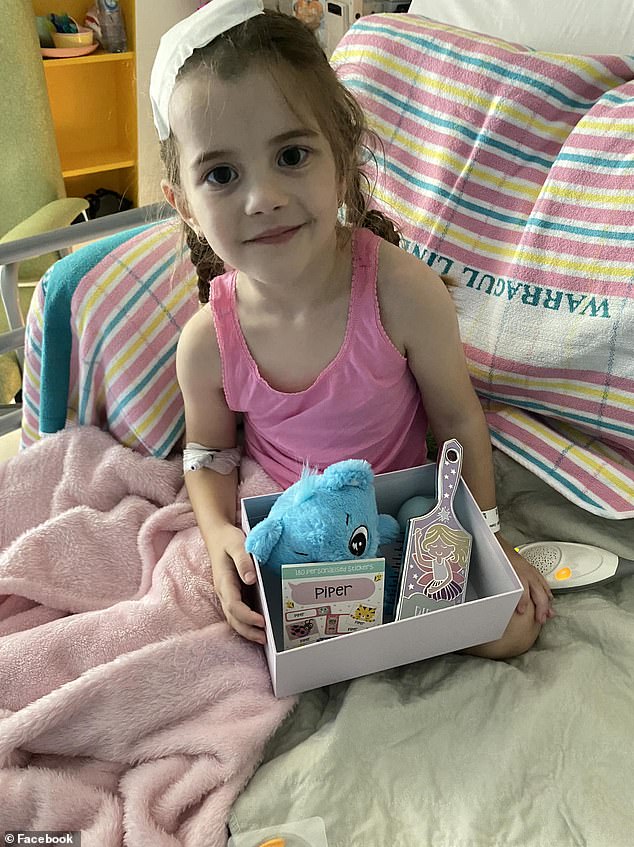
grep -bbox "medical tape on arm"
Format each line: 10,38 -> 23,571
183,443 -> 242,474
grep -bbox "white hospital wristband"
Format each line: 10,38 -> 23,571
183,444 -> 241,474
481,507 -> 501,534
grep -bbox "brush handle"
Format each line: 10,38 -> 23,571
435,438 -> 463,521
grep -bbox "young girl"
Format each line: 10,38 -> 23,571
151,0 -> 554,652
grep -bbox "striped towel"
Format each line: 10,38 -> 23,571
22,220 -> 199,457
333,14 -> 634,518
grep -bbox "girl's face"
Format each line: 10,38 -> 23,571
165,65 -> 343,284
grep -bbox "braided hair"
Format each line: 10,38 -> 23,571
183,226 -> 225,304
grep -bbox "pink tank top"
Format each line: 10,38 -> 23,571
210,227 -> 428,489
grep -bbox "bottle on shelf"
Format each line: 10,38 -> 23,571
97,0 -> 128,53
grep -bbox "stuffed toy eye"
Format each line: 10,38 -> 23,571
348,525 -> 369,557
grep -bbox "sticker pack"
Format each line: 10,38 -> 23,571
281,559 -> 385,649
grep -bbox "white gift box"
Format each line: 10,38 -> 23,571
241,464 -> 523,698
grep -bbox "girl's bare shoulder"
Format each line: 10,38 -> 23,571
176,303 -> 223,388
377,238 -> 445,295
375,238 -> 455,349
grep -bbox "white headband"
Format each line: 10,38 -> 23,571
150,0 -> 265,141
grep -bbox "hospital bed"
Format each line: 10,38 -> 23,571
1,3 -> 633,845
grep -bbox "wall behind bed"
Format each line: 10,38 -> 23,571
407,0 -> 634,54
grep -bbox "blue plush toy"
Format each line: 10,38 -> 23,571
245,459 -> 400,575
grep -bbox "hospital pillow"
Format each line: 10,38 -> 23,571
333,14 -> 634,518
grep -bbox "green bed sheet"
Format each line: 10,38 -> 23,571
230,451 -> 634,847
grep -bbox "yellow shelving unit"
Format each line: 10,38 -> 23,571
32,0 -> 138,206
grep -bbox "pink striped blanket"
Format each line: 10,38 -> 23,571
333,14 -> 634,518
0,427 -> 291,846
21,221 -> 199,458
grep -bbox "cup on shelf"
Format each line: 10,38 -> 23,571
52,27 -> 94,49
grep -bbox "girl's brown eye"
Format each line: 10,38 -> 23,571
206,165 -> 237,185
278,146 -> 308,167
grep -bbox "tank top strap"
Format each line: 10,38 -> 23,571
209,268 -> 237,319
348,227 -> 393,349
209,268 -> 247,411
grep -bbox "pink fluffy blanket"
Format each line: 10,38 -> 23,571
0,427 -> 293,846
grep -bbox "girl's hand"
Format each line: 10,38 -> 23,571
498,535 -> 555,625
209,524 -> 267,644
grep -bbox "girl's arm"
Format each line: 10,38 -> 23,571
176,308 -> 266,643
378,244 -> 554,626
